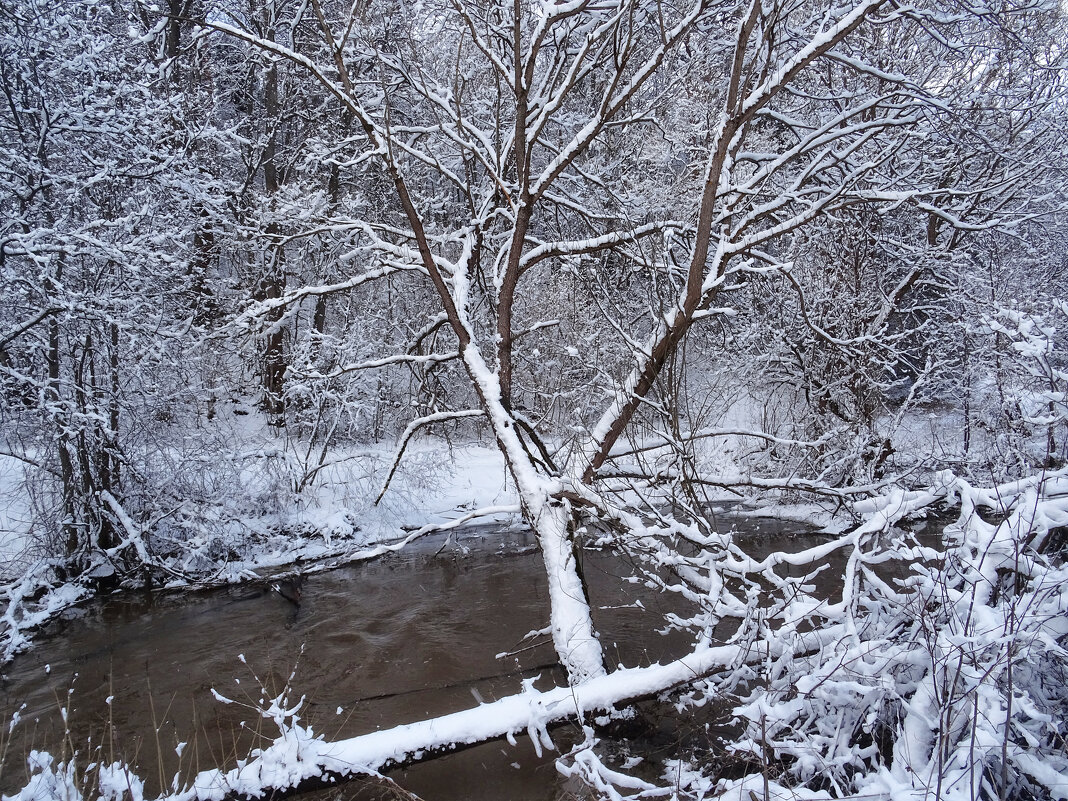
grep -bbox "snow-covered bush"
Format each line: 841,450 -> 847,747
710,472 -> 1068,800
982,300 -> 1068,472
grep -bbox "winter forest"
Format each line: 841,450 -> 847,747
2,0 -> 1068,799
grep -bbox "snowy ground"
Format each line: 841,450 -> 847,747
296,441 -> 518,541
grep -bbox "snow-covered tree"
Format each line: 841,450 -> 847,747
2,0 -> 1066,797
0,0 -> 214,574
210,0 -> 1066,685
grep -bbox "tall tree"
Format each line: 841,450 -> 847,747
0,0 -> 210,574
208,0 -> 1068,686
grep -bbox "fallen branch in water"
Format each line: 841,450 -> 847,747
186,629 -> 837,801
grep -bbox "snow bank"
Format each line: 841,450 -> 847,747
0,441 -> 517,665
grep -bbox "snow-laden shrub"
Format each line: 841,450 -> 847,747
983,300 -> 1068,471
721,472 -> 1068,800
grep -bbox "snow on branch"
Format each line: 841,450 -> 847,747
517,221 -> 686,273
738,0 -> 886,119
293,351 -> 460,380
113,633 -> 833,801
606,427 -> 844,460
341,504 -> 523,562
0,308 -> 63,348
225,263 -> 408,336
374,410 -> 486,505
527,0 -> 709,200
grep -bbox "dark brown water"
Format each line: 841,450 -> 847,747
0,517 -> 854,800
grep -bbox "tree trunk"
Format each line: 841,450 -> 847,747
259,51 -> 287,426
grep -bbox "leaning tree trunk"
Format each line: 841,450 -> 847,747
461,346 -> 607,684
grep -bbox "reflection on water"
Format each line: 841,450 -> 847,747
0,517 -> 839,800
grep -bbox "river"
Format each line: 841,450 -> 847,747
1,515 -> 848,800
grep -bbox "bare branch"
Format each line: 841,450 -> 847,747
374,410 -> 486,505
